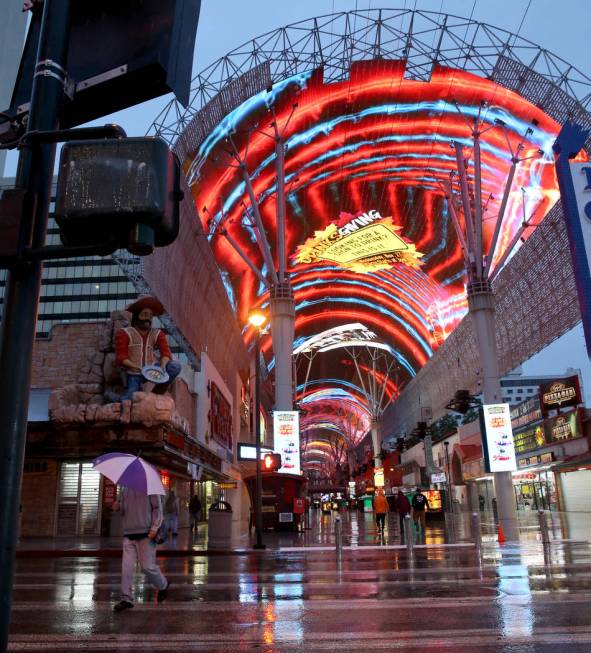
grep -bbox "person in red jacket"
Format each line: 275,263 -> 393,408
113,296 -> 181,401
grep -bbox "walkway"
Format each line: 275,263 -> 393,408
9,510 -> 591,651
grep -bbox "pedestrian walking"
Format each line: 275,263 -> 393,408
373,489 -> 389,534
478,494 -> 485,511
189,494 -> 202,533
412,487 -> 430,537
164,489 -> 180,536
396,489 -> 411,536
112,487 -> 169,612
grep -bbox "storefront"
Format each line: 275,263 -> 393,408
512,463 -> 558,511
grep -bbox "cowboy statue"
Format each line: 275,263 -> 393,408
111,296 -> 181,402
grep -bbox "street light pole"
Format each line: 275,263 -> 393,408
249,311 -> 267,550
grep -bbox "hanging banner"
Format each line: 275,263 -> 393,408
273,411 -> 301,475
553,123 -> 591,356
480,404 -> 517,473
374,467 -> 385,487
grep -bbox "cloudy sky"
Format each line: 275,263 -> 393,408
5,0 -> 591,395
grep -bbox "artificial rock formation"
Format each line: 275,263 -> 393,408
48,310 -> 190,435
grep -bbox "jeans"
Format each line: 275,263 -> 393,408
121,361 -> 182,401
376,513 -> 386,531
121,536 -> 167,603
164,513 -> 179,535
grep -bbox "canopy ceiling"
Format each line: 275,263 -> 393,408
181,59 -> 562,472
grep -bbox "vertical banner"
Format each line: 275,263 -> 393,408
553,122 -> 591,356
273,411 -> 301,475
480,404 -> 517,473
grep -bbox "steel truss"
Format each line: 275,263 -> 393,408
151,8 -> 591,154
145,8 -> 591,433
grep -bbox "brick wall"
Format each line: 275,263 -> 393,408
31,322 -> 105,389
20,460 -> 58,537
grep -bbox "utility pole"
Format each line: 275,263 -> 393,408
0,1 -> 71,649
445,104 -> 542,542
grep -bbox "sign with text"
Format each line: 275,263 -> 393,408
480,404 -> 517,473
374,467 -> 385,487
210,382 -> 232,450
544,410 -> 581,443
294,210 -> 423,273
273,411 -> 301,475
540,375 -> 581,415
431,472 -> 447,484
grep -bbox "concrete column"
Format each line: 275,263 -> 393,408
371,417 -> 381,468
468,282 -> 519,541
270,282 -> 295,411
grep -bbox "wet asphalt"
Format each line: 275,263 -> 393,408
8,510 -> 591,652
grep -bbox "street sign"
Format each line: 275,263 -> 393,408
431,472 -> 446,484
4,0 -> 201,136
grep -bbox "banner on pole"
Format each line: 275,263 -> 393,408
480,404 -> 517,473
273,411 -> 301,475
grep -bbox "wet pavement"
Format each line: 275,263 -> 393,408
9,510 -> 591,651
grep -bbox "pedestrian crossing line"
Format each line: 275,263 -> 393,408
14,562 -> 591,579
11,592 -> 591,611
8,626 -> 591,651
12,576 -> 502,590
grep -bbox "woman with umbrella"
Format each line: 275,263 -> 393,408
93,453 -> 169,612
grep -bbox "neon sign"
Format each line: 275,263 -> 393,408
294,210 -> 423,272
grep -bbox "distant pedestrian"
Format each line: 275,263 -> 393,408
189,494 -> 202,532
164,489 -> 180,536
396,490 -> 411,535
412,488 -> 430,536
479,494 -> 485,511
373,490 -> 389,534
112,487 -> 169,612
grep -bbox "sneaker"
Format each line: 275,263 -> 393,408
157,581 -> 169,603
113,600 -> 134,612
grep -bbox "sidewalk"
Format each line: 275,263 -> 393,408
19,509 -> 587,557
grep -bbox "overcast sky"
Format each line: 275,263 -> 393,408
5,0 -> 591,392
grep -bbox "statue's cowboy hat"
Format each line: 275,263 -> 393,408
126,296 -> 165,316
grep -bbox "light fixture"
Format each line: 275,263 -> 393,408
248,309 -> 267,329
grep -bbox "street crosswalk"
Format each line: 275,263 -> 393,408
9,544 -> 591,652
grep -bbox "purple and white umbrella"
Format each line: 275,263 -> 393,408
92,452 -> 166,495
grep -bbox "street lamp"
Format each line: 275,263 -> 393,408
249,309 -> 267,550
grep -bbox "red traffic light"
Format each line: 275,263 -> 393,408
263,453 -> 282,472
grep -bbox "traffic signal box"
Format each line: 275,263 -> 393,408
263,453 -> 282,472
55,137 -> 182,256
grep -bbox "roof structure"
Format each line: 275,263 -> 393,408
150,8 -> 591,475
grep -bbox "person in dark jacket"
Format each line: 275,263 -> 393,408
412,488 -> 430,536
396,490 -> 411,536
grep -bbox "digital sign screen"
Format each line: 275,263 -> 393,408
481,404 -> 517,473
273,411 -> 301,475
182,59 -> 570,472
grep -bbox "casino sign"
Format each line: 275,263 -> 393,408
294,210 -> 423,273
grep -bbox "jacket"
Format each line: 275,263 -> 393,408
373,494 -> 389,513
119,487 -> 163,536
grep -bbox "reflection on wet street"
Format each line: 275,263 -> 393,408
9,510 -> 591,651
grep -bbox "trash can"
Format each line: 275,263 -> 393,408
208,501 -> 232,548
